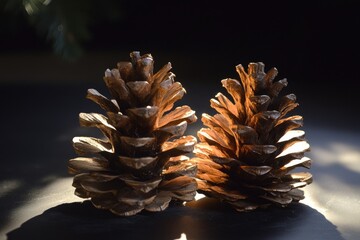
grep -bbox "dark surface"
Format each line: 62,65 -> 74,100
7,200 -> 343,240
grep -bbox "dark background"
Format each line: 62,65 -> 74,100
1,0 -> 359,129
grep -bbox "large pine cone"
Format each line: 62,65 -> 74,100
68,52 -> 198,216
194,62 -> 312,211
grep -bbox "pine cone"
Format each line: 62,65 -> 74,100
68,51 -> 198,216
194,62 -> 312,211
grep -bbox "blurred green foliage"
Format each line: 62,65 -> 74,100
2,0 -> 122,61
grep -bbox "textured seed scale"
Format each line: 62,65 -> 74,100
193,62 -> 312,211
68,51 -> 198,216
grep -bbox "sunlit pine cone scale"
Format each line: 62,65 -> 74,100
194,62 -> 312,211
68,52 -> 197,216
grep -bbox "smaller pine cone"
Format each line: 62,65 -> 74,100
194,62 -> 312,211
68,52 -> 198,216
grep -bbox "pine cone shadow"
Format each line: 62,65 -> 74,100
7,199 -> 344,240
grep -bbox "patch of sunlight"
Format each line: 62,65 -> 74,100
301,183 -> 328,216
331,143 -> 360,173
174,233 -> 187,240
1,177 -> 81,237
311,142 -> 360,174
183,193 -> 206,206
0,180 -> 22,198
302,174 -> 360,236
194,193 -> 206,201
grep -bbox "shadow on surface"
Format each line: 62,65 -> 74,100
7,199 -> 344,240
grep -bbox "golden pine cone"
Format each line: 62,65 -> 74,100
68,52 -> 198,216
194,62 -> 312,211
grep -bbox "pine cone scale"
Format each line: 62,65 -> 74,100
86,89 -> 120,112
69,157 -> 110,174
